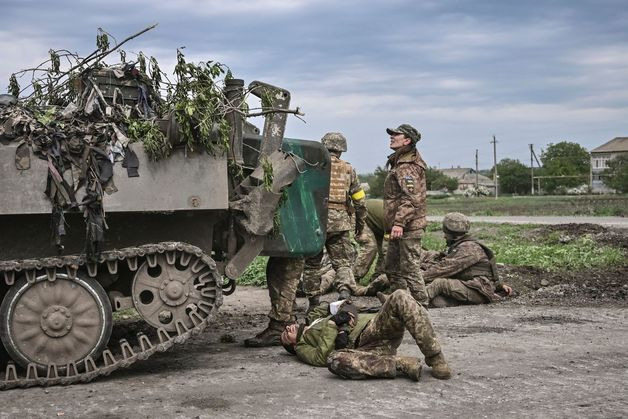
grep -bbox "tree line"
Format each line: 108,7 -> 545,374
359,141 -> 628,196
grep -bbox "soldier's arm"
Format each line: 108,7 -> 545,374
423,242 -> 484,281
349,168 -> 367,233
392,165 -> 425,228
295,321 -> 339,367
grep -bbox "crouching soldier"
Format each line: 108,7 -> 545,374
280,290 -> 451,381
424,212 -> 512,307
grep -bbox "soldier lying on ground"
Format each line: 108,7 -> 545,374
280,290 -> 451,381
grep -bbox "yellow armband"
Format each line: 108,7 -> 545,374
351,189 -> 365,200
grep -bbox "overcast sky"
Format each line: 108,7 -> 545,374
1,0 -> 627,173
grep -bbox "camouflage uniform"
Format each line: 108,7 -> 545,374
293,290 -> 447,379
354,199 -> 387,280
244,256 -> 304,347
303,133 -> 366,298
267,257 -> 305,323
383,125 -> 428,306
425,236 -> 502,307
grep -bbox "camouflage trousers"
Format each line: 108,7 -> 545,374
385,236 -> 428,306
303,230 -> 357,297
327,290 -> 442,379
354,225 -> 387,280
427,277 -> 485,308
267,257 -> 304,323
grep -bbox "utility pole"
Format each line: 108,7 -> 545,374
530,145 -> 542,194
491,135 -> 498,199
475,149 -> 479,188
529,144 -> 534,195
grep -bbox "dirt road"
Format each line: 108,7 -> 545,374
1,287 -> 626,418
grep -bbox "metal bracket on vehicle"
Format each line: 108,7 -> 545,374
224,236 -> 265,280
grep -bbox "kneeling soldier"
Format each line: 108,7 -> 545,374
424,212 -> 512,307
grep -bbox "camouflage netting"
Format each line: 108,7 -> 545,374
0,27 -> 235,258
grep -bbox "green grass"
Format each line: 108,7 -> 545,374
427,195 -> 628,217
237,256 -> 269,287
422,222 -> 626,270
237,222 -> 626,287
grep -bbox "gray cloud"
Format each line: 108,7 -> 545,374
1,0 -> 627,172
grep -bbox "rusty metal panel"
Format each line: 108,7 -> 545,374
0,143 -> 228,214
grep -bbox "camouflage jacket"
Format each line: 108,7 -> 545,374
383,147 -> 427,234
296,303 -> 373,367
327,156 -> 366,233
423,236 -> 501,302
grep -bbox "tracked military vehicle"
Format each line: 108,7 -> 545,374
0,75 -> 330,389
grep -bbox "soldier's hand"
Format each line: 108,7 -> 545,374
334,331 -> 349,349
330,311 -> 352,326
497,284 -> 513,296
390,225 -> 404,239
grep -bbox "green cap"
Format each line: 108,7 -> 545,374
386,124 -> 421,144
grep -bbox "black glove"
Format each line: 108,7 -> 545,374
355,221 -> 365,237
330,311 -> 352,327
334,330 -> 349,349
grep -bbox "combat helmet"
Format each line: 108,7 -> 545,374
321,132 -> 347,152
442,212 -> 470,234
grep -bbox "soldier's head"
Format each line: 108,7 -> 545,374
281,323 -> 304,354
321,132 -> 347,156
386,124 -> 421,150
442,212 -> 470,243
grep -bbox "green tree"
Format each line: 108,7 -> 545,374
602,154 -> 628,193
540,142 -> 590,193
358,166 -> 387,198
426,167 -> 458,192
494,158 -> 530,195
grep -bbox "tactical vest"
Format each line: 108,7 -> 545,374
328,156 -> 352,210
449,236 -> 499,282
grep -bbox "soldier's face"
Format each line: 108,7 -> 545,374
389,133 -> 411,150
281,324 -> 298,346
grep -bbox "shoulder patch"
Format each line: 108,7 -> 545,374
403,176 -> 415,193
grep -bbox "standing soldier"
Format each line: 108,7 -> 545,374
244,257 -> 304,347
303,132 -> 367,307
383,124 -> 429,306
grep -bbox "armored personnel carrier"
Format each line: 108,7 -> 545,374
0,73 -> 330,389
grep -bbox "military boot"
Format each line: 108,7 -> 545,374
395,356 -> 422,381
338,288 -> 351,301
243,319 -> 287,347
425,352 -> 452,380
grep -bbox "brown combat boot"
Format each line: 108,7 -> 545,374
425,353 -> 452,380
395,356 -> 422,381
243,319 -> 287,347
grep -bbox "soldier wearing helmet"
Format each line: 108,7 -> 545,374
302,132 -> 367,306
423,212 -> 512,307
382,123 -> 430,306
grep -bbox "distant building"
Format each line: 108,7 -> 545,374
590,137 -> 628,193
438,167 -> 495,195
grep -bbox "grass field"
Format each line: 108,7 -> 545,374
426,194 -> 628,217
237,221 -> 627,287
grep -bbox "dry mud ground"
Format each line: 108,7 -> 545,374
1,289 -> 627,418
1,224 -> 627,418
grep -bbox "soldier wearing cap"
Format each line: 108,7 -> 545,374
424,212 -> 512,307
383,124 -> 429,306
302,132 -> 367,307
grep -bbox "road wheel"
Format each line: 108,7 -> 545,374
0,273 -> 113,371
